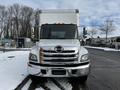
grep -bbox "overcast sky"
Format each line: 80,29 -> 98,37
0,0 -> 120,36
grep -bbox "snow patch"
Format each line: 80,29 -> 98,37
85,46 -> 120,51
0,51 -> 30,90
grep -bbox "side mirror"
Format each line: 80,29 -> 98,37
77,26 -> 82,41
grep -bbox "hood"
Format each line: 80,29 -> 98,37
38,39 -> 80,47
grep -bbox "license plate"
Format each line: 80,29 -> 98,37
52,70 -> 66,75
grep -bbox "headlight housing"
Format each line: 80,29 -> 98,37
29,53 -> 37,62
81,54 -> 89,62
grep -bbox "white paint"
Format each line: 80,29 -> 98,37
39,9 -> 79,26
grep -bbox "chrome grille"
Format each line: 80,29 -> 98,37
43,50 -> 75,53
41,49 -> 78,64
44,54 -> 76,57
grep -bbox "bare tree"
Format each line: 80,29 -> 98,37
12,4 -> 21,38
100,20 -> 115,43
6,6 -> 14,39
33,9 -> 39,41
88,28 -> 97,38
0,4 -> 35,42
20,6 -> 33,38
0,5 -> 7,39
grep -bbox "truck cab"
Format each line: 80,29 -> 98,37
28,9 -> 90,82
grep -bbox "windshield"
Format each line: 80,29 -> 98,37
40,24 -> 78,39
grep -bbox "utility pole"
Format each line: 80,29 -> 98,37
105,19 -> 113,44
105,20 -> 109,43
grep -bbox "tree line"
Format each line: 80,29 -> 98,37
0,3 -> 39,40
0,3 -> 116,43
84,19 -> 116,43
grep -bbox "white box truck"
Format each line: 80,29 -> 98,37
28,9 -> 90,82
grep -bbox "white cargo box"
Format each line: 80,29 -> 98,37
39,9 -> 79,26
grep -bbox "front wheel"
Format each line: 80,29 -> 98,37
68,75 -> 88,83
30,75 -> 47,83
30,75 -> 39,82
79,76 -> 88,83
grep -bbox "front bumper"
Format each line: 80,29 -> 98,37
28,62 -> 90,77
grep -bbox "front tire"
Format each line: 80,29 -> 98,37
30,75 -> 47,83
69,75 -> 88,84
79,76 -> 88,83
30,75 -> 39,82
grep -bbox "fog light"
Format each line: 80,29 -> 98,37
41,69 -> 46,74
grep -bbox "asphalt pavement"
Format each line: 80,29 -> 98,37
86,48 -> 120,90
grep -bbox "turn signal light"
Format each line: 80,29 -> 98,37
40,48 -> 44,63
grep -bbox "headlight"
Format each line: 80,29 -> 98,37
29,53 -> 37,62
81,54 -> 89,62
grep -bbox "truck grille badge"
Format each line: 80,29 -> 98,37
54,46 -> 64,53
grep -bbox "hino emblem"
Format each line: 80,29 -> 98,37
54,46 -> 64,53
